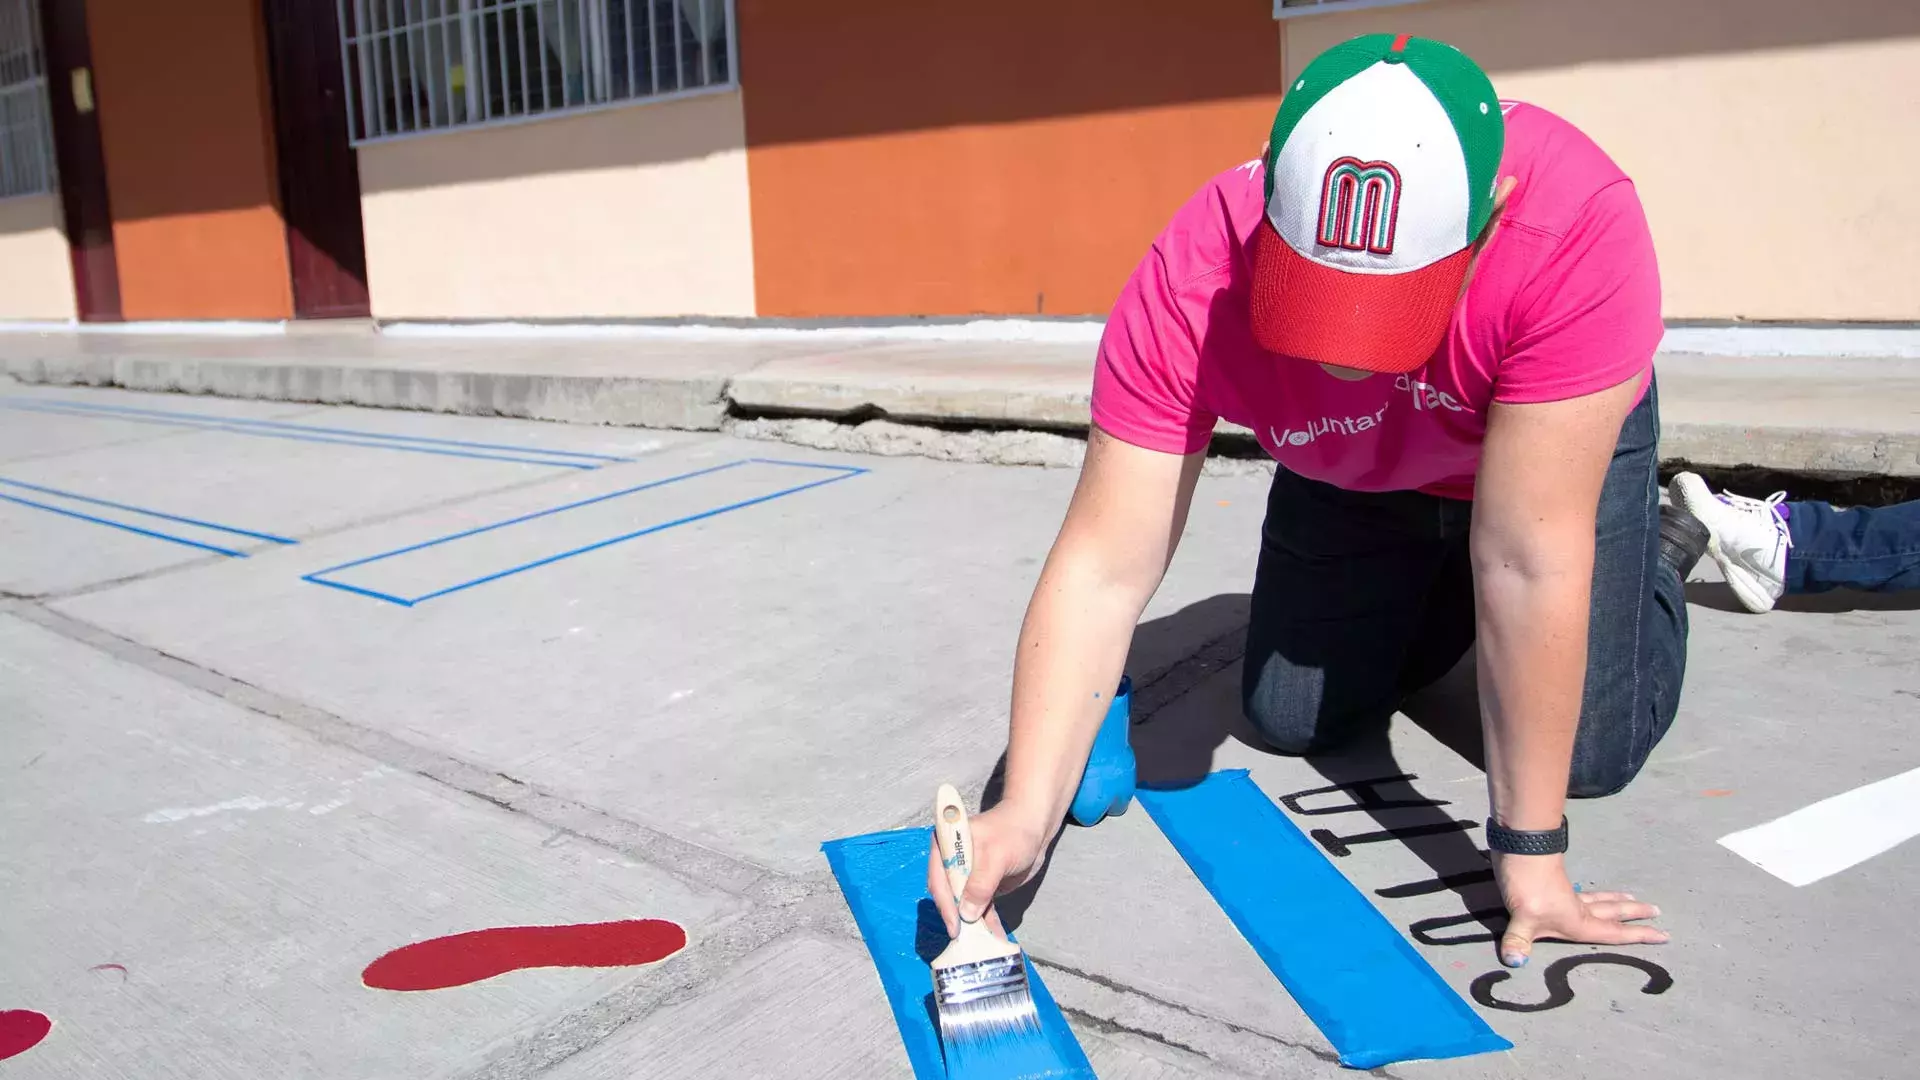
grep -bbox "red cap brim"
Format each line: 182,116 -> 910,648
1249,221 -> 1470,374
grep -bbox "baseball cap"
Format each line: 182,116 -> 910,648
1250,33 -> 1505,374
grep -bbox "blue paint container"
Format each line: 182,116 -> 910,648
1068,676 -> 1134,827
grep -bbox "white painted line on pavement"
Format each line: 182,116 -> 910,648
1718,767 -> 1920,886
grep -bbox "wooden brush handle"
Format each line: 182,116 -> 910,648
933,783 -> 978,915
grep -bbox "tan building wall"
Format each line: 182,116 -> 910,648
1283,0 -> 1920,322
355,91 -> 756,320
0,196 -> 78,321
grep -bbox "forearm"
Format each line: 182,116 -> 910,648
1473,563 -> 1591,830
1000,549 -> 1158,831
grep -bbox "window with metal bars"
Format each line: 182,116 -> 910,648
0,0 -> 56,199
336,0 -> 734,144
1273,0 -> 1433,17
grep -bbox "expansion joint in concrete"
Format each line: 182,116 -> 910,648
7,600 -> 790,905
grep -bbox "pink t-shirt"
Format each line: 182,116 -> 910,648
1091,101 -> 1664,500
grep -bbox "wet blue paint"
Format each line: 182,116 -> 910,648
1138,770 -> 1511,1069
820,827 -> 1094,1080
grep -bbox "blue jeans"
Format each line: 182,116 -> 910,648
1786,499 -> 1920,594
1242,377 -> 1688,798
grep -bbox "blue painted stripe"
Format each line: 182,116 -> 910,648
303,459 -> 758,578
304,460 -> 867,604
0,477 -> 296,544
2,400 -> 598,470
401,469 -> 864,604
820,827 -> 1094,1080
300,575 -> 416,608
0,492 -> 246,557
1138,771 -> 1510,1069
0,397 -> 630,462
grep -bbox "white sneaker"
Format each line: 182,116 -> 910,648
1669,472 -> 1791,613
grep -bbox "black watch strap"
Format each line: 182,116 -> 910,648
1485,816 -> 1568,855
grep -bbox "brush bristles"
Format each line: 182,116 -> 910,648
935,954 -> 1042,1066
936,982 -> 1042,1045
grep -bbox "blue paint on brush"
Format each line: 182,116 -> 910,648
1138,770 -> 1512,1070
821,826 -> 1095,1079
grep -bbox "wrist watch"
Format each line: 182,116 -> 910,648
1485,815 -> 1568,855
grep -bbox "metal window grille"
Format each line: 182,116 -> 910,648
1274,0 -> 1434,17
336,0 -> 735,144
0,0 -> 56,200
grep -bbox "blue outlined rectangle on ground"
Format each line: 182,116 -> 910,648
821,827 -> 1094,1080
304,458 -> 866,606
1138,770 -> 1510,1069
0,476 -> 296,558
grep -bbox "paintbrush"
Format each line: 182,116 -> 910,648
930,783 -> 1044,1071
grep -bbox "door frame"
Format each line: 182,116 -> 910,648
37,0 -> 120,322
259,0 -> 370,319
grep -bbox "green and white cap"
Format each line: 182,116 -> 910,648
1250,33 -> 1505,373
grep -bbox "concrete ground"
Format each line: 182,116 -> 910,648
1,379 -> 1915,1079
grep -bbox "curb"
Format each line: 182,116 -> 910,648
6,350 -> 1918,479
1,354 -> 735,432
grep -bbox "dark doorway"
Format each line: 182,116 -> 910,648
38,0 -> 120,322
260,0 -> 369,319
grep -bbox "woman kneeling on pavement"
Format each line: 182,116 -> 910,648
930,33 -> 1702,970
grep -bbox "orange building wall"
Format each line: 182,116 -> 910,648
87,0 -> 292,320
738,1 -> 1285,318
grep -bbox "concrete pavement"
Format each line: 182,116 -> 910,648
3,327 -> 1919,477
1,380 -> 1916,1078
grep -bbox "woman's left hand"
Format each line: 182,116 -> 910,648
1492,851 -> 1669,968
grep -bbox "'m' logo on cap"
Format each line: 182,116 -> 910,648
1316,157 -> 1402,255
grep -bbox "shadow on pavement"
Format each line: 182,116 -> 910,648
1686,579 -> 1920,614
984,593 -> 1513,935
1125,597 -> 1504,941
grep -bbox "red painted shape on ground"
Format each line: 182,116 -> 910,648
89,963 -> 128,980
362,919 -> 686,991
1702,789 -> 1736,797
0,1011 -> 51,1062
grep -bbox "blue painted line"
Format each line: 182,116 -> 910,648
820,827 -> 1094,1080
303,459 -> 867,604
300,575 -> 416,608
744,456 -> 874,472
0,397 -> 630,462
302,459 -> 760,578
1137,771 -> 1511,1069
0,492 -> 246,557
2,400 -> 599,470
402,469 -> 864,604
0,477 -> 296,545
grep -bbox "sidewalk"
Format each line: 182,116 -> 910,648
3,327 -> 1918,476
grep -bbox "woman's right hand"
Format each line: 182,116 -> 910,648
925,801 -> 1054,939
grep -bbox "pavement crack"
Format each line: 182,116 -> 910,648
1033,957 -> 1347,1069
31,554 -> 235,604
1131,623 -> 1249,723
9,601 -> 792,903
1055,1004 -> 1215,1060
